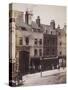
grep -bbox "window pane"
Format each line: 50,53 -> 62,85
39,39 -> 42,45
25,37 -> 29,45
39,49 -> 42,56
19,37 -> 23,45
34,39 -> 37,45
34,49 -> 37,56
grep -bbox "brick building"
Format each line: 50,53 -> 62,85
42,20 -> 58,70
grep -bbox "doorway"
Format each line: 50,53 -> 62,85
19,51 -> 29,75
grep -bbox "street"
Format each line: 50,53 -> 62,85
23,68 -> 66,86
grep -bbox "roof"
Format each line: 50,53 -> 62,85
31,21 -> 40,29
41,24 -> 51,31
16,21 -> 32,31
16,19 -> 57,33
16,20 -> 44,32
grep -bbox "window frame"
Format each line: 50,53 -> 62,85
19,37 -> 23,45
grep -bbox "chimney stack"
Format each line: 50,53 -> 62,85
50,20 -> 55,29
36,16 -> 40,27
25,10 -> 33,25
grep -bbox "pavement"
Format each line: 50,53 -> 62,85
22,68 -> 66,86
23,68 -> 66,80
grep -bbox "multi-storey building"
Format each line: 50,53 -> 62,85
9,9 -> 44,84
56,25 -> 66,67
9,9 -> 66,85
42,20 -> 58,70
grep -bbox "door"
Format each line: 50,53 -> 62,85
19,51 -> 29,75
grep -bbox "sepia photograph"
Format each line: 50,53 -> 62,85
9,3 -> 66,86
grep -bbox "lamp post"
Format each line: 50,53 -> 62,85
40,57 -> 42,77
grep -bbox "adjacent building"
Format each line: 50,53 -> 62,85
42,20 -> 58,70
56,25 -> 66,67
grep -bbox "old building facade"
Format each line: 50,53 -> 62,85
42,20 -> 58,70
9,9 -> 44,84
9,9 -> 66,85
56,25 -> 66,67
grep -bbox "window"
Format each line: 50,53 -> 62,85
34,39 -> 38,45
33,28 -> 37,32
51,31 -> 52,34
46,48 -> 49,55
21,27 -> 26,31
37,29 -> 40,32
46,30 -> 48,34
52,38 -> 55,44
39,49 -> 42,56
60,42 -> 62,46
19,37 -> 23,45
34,49 -> 38,56
39,39 -> 42,45
52,49 -> 54,55
60,51 -> 62,55
25,37 -> 29,45
47,39 -> 49,43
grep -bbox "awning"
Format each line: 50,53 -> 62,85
43,56 -> 58,60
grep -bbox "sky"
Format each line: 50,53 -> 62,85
12,3 -> 66,28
